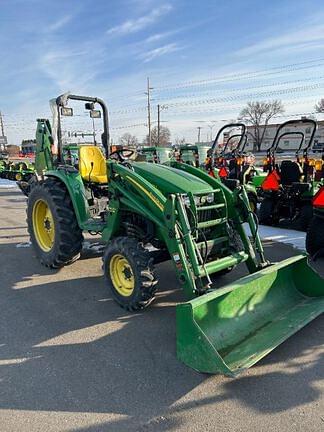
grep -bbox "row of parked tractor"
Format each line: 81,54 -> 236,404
139,119 -> 324,239
0,159 -> 34,182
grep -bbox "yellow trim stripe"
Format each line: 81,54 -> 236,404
126,176 -> 164,211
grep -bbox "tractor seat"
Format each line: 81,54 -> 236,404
280,160 -> 302,186
79,145 -> 108,183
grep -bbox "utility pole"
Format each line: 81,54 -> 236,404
0,112 -> 4,137
157,104 -> 160,146
197,126 -> 202,144
156,104 -> 168,146
145,78 -> 153,146
0,112 -> 6,152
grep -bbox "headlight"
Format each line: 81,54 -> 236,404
182,195 -> 191,207
206,193 -> 214,203
183,193 -> 214,207
194,196 -> 202,206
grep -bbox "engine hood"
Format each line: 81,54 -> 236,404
132,162 -> 214,195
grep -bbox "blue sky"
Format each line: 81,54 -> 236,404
2,0 -> 324,144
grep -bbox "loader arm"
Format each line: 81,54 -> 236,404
107,161 -> 263,299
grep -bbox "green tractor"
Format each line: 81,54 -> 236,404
0,159 -> 34,183
173,144 -> 200,167
138,146 -> 171,163
26,94 -> 324,376
259,118 -> 322,231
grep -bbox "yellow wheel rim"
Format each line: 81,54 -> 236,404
32,199 -> 55,252
109,254 -> 135,297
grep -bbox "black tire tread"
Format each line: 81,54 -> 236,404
259,197 -> 275,225
298,204 -> 313,232
306,216 -> 324,258
103,237 -> 158,311
27,177 -> 83,268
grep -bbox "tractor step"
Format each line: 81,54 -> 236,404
197,203 -> 225,211
197,218 -> 227,229
198,251 -> 248,276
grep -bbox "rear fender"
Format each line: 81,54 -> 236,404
45,170 -> 89,228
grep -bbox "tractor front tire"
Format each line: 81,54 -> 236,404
306,216 -> 324,258
103,237 -> 158,311
298,204 -> 313,231
27,178 -> 83,268
259,197 -> 276,225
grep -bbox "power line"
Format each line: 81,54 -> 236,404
153,57 -> 324,91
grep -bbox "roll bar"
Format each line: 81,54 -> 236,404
221,134 -> 247,157
268,118 -> 316,158
55,94 -> 110,162
210,123 -> 246,158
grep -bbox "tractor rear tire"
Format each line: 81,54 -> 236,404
103,237 -> 158,311
306,216 -> 324,258
259,198 -> 275,225
27,178 -> 83,268
298,204 -> 313,231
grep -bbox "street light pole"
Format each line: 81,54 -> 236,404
145,77 -> 153,145
197,126 -> 202,144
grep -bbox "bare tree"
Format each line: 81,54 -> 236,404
315,99 -> 324,113
118,133 -> 138,147
144,126 -> 171,146
174,136 -> 186,145
239,100 -> 284,151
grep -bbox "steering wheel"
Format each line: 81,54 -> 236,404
110,149 -> 134,162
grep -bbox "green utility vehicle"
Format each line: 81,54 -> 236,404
173,144 -> 200,167
139,146 -> 171,163
25,94 -> 324,376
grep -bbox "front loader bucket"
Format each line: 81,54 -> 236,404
177,255 -> 324,376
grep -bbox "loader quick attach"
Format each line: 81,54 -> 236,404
25,94 -> 324,376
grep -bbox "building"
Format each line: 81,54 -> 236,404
0,135 -> 7,152
243,119 -> 324,152
21,139 -> 36,155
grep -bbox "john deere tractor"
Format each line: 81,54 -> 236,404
259,118 -> 322,230
26,94 -> 324,376
173,144 -> 200,167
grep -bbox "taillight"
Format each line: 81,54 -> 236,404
313,187 -> 324,208
315,159 -> 323,171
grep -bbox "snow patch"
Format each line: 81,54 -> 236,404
16,241 -> 31,248
0,179 -> 17,189
258,225 -> 306,251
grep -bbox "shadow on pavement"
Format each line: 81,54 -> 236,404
0,238 -> 323,431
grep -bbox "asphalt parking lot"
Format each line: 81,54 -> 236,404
0,186 -> 323,432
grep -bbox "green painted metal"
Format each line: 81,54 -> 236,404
133,162 -> 214,195
177,255 -> 324,376
29,96 -> 324,377
35,119 -> 54,173
45,170 -> 94,230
